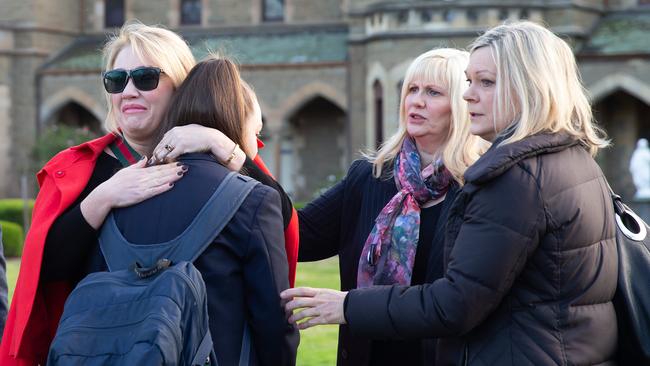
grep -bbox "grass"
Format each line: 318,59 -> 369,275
6,258 -> 19,305
294,257 -> 341,366
6,256 -> 341,365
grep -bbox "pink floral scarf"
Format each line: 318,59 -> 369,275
357,137 -> 453,287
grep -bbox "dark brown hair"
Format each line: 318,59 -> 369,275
151,56 -> 250,157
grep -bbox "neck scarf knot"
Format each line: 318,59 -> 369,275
357,137 -> 453,287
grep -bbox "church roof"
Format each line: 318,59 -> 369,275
41,25 -> 349,72
581,11 -> 650,56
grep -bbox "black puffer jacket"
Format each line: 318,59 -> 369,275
346,133 -> 618,365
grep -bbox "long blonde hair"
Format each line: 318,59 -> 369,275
469,21 -> 609,155
102,21 -> 196,132
367,48 -> 487,184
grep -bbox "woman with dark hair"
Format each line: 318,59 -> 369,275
108,56 -> 298,366
149,75 -> 301,289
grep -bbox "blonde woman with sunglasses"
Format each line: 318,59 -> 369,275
0,22 -> 195,365
1,19 -> 302,364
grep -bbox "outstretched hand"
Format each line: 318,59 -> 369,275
280,287 -> 348,330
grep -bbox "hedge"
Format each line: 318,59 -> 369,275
0,199 -> 35,228
32,124 -> 99,173
0,220 -> 25,257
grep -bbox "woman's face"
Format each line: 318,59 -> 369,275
243,95 -> 263,158
110,46 -> 175,144
463,47 -> 508,142
403,77 -> 452,154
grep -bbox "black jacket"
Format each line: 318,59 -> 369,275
346,133 -> 618,365
298,159 -> 458,366
113,153 -> 298,366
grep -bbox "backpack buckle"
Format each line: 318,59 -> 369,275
133,258 -> 172,279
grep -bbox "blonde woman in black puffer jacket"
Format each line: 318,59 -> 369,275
282,21 -> 618,366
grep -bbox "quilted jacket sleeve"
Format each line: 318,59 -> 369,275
345,164 -> 546,339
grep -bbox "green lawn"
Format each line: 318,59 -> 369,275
6,256 -> 341,365
6,258 -> 19,305
294,257 -> 341,365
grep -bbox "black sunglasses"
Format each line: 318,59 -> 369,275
102,67 -> 165,94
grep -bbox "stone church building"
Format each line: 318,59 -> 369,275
1,0 -> 649,200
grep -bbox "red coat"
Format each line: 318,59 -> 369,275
253,154 -> 299,287
0,133 -> 299,365
0,133 -> 116,365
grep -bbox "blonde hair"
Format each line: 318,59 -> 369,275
367,48 -> 487,184
469,21 -> 609,155
102,21 -> 196,131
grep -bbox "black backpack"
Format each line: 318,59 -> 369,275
48,172 -> 259,365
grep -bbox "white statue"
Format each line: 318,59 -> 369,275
630,138 -> 650,199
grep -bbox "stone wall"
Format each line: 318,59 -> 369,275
8,56 -> 46,197
40,74 -> 107,130
1,0 -> 649,201
0,84 -> 11,196
207,0 -> 255,26
288,0 -> 342,23
242,65 -> 347,198
33,0 -> 82,31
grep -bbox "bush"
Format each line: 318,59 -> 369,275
312,173 -> 343,199
32,124 -> 99,172
0,199 -> 35,228
0,220 -> 25,257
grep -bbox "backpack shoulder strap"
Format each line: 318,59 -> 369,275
172,171 -> 259,263
99,171 -> 259,271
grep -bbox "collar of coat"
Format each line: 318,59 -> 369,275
38,133 -> 117,184
464,132 -> 582,185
